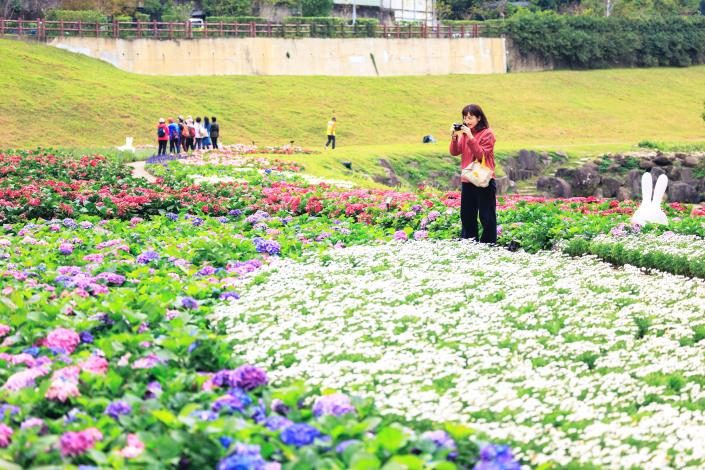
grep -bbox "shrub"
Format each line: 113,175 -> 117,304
45,9 -> 107,23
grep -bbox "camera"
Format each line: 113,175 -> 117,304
453,123 -> 464,131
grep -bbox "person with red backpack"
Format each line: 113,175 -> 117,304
157,118 -> 169,156
179,116 -> 189,152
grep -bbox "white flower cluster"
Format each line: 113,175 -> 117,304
212,240 -> 705,469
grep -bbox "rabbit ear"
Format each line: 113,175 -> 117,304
652,174 -> 669,205
641,172 -> 653,203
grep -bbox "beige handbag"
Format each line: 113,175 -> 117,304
461,154 -> 492,187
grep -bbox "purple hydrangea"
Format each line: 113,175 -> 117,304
165,213 -> 179,221
393,231 -> 408,241
280,423 -> 322,447
79,331 -> 94,344
253,238 -> 281,256
228,209 -> 243,217
58,243 -> 74,255
219,291 -> 240,301
145,381 -> 162,399
217,217 -> 229,224
473,444 -> 521,470
197,266 -> 217,276
63,218 -> 77,229
234,365 -> 268,391
136,251 -> 160,264
264,415 -> 293,431
413,230 -> 429,240
421,430 -> 456,451
217,443 -> 266,470
312,393 -> 355,418
79,221 -> 94,230
192,217 -> 204,227
95,272 -> 126,285
105,400 -> 132,420
180,297 -> 199,310
0,404 -> 20,419
212,370 -> 239,388
192,410 -> 218,421
335,439 -> 360,453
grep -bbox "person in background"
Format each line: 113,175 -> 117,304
194,117 -> 204,150
157,118 -> 169,156
325,117 -> 336,150
168,117 -> 180,154
186,116 -> 196,152
180,116 -> 189,152
203,116 -> 212,150
210,116 -> 220,149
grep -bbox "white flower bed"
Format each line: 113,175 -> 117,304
589,231 -> 705,261
212,240 -> 705,469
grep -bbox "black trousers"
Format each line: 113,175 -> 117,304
169,138 -> 179,154
325,135 -> 336,149
157,140 -> 167,156
460,179 -> 497,243
211,137 -> 218,149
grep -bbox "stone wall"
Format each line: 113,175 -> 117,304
49,36 -> 507,76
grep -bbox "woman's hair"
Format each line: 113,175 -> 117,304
204,116 -> 210,126
196,117 -> 201,123
462,104 -> 489,132
212,116 -> 217,122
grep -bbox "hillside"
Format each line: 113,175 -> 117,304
1,39 -> 704,150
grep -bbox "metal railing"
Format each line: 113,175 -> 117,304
0,18 -> 502,40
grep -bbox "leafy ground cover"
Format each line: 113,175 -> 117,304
2,39 -> 705,150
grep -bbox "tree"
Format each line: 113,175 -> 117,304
142,0 -> 167,19
299,0 -> 332,16
201,0 -> 251,16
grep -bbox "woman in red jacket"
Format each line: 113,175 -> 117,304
449,104 -> 497,243
156,118 -> 169,156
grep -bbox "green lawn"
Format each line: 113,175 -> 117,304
1,39 -> 704,151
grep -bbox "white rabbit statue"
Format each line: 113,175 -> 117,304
117,137 -> 135,153
631,172 -> 669,226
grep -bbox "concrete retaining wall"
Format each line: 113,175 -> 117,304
49,36 -> 507,76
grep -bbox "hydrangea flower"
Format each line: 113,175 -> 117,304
234,365 -> 268,391
393,231 -> 408,241
229,209 -> 243,217
280,423 -> 322,447
219,291 -> 240,301
312,393 -> 355,418
413,230 -> 429,240
58,243 -> 74,255
253,237 -> 281,256
181,297 -> 199,310
264,415 -> 293,431
46,328 -> 81,354
117,434 -> 145,459
473,444 -> 521,470
60,427 -> 103,457
105,400 -> 132,420
136,251 -> 160,264
335,439 -> 360,453
421,430 -> 456,451
217,443 -> 266,470
0,423 -> 13,448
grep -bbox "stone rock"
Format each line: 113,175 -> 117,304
650,167 -> 667,180
616,187 -> 632,201
683,155 -> 700,167
555,168 -> 576,180
653,154 -> 672,166
374,159 -> 402,187
639,159 -> 654,170
679,167 -> 699,184
607,163 -> 621,172
668,181 -> 700,203
517,150 -> 539,171
572,166 -> 602,196
665,166 -> 681,180
539,152 -> 552,166
537,176 -> 572,198
450,174 -> 461,188
495,176 -> 511,194
626,170 -> 643,199
602,178 -> 622,198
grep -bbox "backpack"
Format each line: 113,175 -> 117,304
157,127 -> 165,138
188,126 -> 196,138
170,127 -> 179,139
181,124 -> 188,138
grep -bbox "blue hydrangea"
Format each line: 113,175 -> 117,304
180,297 -> 199,310
473,444 -> 521,470
217,216 -> 229,223
191,410 -> 218,421
187,341 -> 200,354
217,443 -> 266,470
0,404 -> 20,419
252,237 -> 281,256
228,209 -> 243,217
79,331 -> 94,344
22,346 -> 40,357
280,423 -> 322,447
219,291 -> 240,301
62,218 -> 77,229
192,217 -> 204,227
165,212 -> 179,221
264,415 -> 293,431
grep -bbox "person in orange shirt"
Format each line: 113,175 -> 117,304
325,117 -> 337,150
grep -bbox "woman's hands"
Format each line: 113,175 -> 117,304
450,125 -> 474,139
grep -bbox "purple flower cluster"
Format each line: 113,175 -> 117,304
229,209 -> 243,217
180,296 -> 199,310
421,430 -> 456,451
58,243 -> 74,255
312,393 -> 355,418
213,365 -> 268,391
63,218 -> 78,229
473,444 -> 521,470
217,443 -> 266,470
246,211 -> 270,225
135,251 -> 160,264
95,272 -> 126,286
253,238 -> 281,256
280,423 -> 322,447
105,400 -> 132,420
264,415 -> 293,431
212,387 -> 253,414
219,291 -> 240,301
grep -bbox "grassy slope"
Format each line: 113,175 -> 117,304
2,39 -> 705,152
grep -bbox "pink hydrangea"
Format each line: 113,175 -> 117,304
45,380 -> 80,402
0,324 -> 10,337
413,230 -> 429,240
393,231 -> 408,241
133,354 -> 162,369
117,434 -> 145,458
79,355 -> 109,375
60,427 -> 103,457
3,367 -> 50,391
45,328 -> 81,354
0,423 -> 13,448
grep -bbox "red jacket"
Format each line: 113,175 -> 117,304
157,123 -> 169,141
449,127 -> 496,178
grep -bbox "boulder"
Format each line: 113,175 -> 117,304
517,150 -> 539,171
683,155 -> 700,167
626,170 -> 643,199
601,178 -> 622,198
495,176 -> 511,194
572,166 -> 602,196
667,181 -> 700,203
537,176 -> 572,198
653,154 -> 672,166
650,167 -> 667,180
616,187 -> 632,201
679,167 -> 699,184
639,159 -> 654,170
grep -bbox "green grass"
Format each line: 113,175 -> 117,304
2,39 -> 705,151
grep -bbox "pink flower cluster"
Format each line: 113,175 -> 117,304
117,433 -> 145,458
60,427 -> 103,456
45,328 -> 80,354
0,423 -> 13,448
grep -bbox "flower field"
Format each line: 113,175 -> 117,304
0,148 -> 704,468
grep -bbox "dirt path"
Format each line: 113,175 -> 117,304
126,161 -> 157,183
